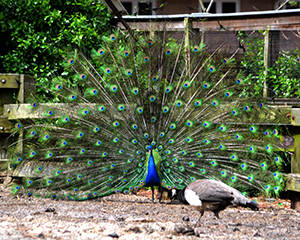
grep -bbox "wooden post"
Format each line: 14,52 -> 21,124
0,74 -> 35,181
270,31 -> 280,67
292,132 -> 300,174
263,29 -> 280,98
263,28 -> 270,97
149,20 -> 155,40
286,108 -> 300,210
184,17 -> 192,78
290,109 -> 300,175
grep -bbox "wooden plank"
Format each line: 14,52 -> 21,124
0,159 -> 11,176
4,104 -> 39,120
120,21 -> 185,31
119,14 -> 300,31
0,116 -> 15,133
3,102 -> 292,124
3,103 -> 85,120
193,15 -> 300,31
286,174 -> 300,192
0,74 -> 36,113
18,75 -> 36,103
0,89 -> 15,115
0,74 -> 20,89
291,108 -> 300,126
0,74 -> 36,101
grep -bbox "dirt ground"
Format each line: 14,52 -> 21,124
0,185 -> 299,240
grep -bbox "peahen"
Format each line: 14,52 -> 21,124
173,179 -> 259,226
8,29 -> 288,201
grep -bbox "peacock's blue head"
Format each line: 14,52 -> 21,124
146,145 -> 152,150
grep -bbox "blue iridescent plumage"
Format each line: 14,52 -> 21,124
145,151 -> 161,187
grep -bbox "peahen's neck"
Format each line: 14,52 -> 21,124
177,187 -> 189,204
145,150 -> 161,187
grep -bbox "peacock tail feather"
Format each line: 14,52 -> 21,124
8,29 -> 288,200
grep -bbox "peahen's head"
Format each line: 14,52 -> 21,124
171,188 -> 178,199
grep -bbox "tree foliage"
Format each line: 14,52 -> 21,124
0,0 -> 112,92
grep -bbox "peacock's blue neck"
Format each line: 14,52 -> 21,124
145,151 -> 160,187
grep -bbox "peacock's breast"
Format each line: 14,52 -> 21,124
145,149 -> 161,187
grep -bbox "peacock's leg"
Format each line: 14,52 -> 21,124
158,186 -> 164,203
151,186 -> 155,202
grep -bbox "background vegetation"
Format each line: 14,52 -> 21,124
239,30 -> 300,98
0,1 -> 299,98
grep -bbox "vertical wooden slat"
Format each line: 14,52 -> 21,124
270,30 -> 280,66
263,28 -> 270,97
0,74 -> 36,180
292,128 -> 300,174
184,17 -> 192,78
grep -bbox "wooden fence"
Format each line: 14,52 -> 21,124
1,73 -> 300,208
2,10 -> 300,207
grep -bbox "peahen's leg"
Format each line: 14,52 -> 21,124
195,210 -> 204,227
213,211 -> 221,225
213,211 -> 227,228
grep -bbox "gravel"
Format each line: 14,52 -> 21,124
0,185 -> 299,239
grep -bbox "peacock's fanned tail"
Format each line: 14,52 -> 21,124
9,30 -> 288,200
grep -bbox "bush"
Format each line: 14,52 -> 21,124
271,50 -> 300,98
238,30 -> 300,98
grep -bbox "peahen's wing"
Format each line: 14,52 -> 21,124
9,29 -> 287,200
186,180 -> 234,202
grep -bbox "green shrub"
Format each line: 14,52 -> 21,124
239,30 -> 300,98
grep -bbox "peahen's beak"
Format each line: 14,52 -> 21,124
171,188 -> 177,199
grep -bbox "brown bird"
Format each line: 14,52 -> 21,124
173,179 -> 259,226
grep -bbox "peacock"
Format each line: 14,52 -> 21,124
8,28 -> 288,202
